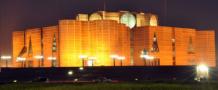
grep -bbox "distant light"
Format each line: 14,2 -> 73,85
0,56 -> 12,60
87,60 -> 93,66
16,57 -> 26,62
34,55 -> 43,59
13,80 -> 17,83
68,70 -> 73,76
47,56 -> 56,61
197,64 -> 209,72
117,56 -> 125,60
140,55 -> 154,60
80,55 -> 87,59
110,54 -> 118,59
134,78 -> 138,81
74,78 -> 78,82
196,64 -> 209,80
79,67 -> 84,71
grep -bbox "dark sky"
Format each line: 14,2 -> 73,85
0,0 -> 218,60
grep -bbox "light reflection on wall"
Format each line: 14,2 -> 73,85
59,20 -> 131,67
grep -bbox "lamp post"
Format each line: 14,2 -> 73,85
140,49 -> 155,66
48,56 -> 56,67
196,64 -> 209,81
0,56 -> 11,67
16,57 -> 26,67
140,49 -> 148,66
34,55 -> 43,67
88,57 -> 96,67
140,55 -> 147,66
80,55 -> 87,67
110,55 -> 118,66
118,56 -> 125,66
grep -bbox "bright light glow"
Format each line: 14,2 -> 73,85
34,55 -> 43,59
68,70 -> 73,76
47,56 -> 56,61
13,80 -> 17,83
197,64 -> 209,72
110,54 -> 118,59
196,64 -> 209,80
79,55 -> 88,59
74,78 -> 78,82
117,56 -> 125,61
0,56 -> 12,60
16,57 -> 26,62
87,60 -> 94,66
140,55 -> 155,60
79,67 -> 84,71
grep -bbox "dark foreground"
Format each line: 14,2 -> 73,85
0,66 -> 198,82
0,82 -> 217,90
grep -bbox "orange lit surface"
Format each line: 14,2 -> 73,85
25,28 -> 42,67
59,20 -> 83,67
133,26 -> 216,67
12,31 -> 24,67
59,20 -> 131,67
196,31 -> 216,67
12,12 -> 216,68
12,28 -> 42,67
133,26 -> 173,66
42,26 -> 59,67
174,28 -> 196,65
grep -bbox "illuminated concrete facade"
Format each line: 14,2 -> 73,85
12,28 -> 42,67
42,26 -> 59,67
133,26 -> 173,66
133,27 -> 216,67
12,11 -> 216,67
12,31 -> 25,67
59,20 -> 130,67
196,31 -> 216,67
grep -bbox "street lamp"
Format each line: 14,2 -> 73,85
140,54 -> 147,66
80,55 -> 88,67
110,54 -> 118,66
196,64 -> 209,81
88,56 -> 96,67
140,49 -> 154,66
140,49 -> 148,66
16,57 -> 26,67
0,56 -> 11,67
118,56 -> 125,66
79,67 -> 84,71
47,56 -> 56,67
34,55 -> 43,67
68,70 -> 74,76
140,55 -> 155,65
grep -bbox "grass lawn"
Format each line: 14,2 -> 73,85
0,82 -> 217,90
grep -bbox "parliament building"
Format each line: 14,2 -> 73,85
12,11 -> 216,67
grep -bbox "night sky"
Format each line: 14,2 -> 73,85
0,0 -> 218,61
